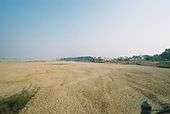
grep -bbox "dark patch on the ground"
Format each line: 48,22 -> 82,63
0,86 -> 39,114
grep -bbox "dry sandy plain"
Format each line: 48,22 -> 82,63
0,61 -> 170,114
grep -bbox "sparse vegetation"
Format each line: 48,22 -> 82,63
0,86 -> 39,114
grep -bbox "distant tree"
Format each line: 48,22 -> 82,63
142,55 -> 153,61
152,54 -> 161,61
142,48 -> 170,61
160,48 -> 170,61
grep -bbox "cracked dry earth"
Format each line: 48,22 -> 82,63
0,61 -> 170,114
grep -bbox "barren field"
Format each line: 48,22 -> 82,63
0,61 -> 170,114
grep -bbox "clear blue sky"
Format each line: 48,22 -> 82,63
0,0 -> 170,58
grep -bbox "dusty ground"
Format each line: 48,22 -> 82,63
0,61 -> 170,114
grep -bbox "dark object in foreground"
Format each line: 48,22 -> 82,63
141,101 -> 152,114
154,103 -> 170,114
141,101 -> 170,114
0,86 -> 39,114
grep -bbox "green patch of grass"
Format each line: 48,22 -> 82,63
0,86 -> 39,114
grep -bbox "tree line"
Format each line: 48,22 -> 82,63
60,48 -> 170,63
143,48 -> 170,61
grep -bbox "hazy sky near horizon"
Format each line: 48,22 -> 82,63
0,0 -> 170,58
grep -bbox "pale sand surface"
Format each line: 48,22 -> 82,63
0,61 -> 170,114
